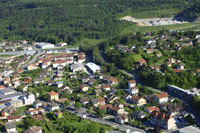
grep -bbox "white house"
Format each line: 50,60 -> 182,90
128,80 -> 136,89
20,93 -> 35,105
128,87 -> 139,95
154,93 -> 168,104
5,122 -> 17,133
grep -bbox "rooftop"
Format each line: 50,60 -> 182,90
179,125 -> 200,133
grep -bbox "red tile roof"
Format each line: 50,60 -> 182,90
49,91 -> 58,96
98,97 -> 105,102
146,106 -> 160,112
155,93 -> 168,99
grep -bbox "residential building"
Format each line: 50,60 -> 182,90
115,114 -> 129,124
7,115 -> 21,122
131,96 -> 146,106
150,111 -> 176,130
79,84 -> 89,92
145,106 -> 160,114
27,108 -> 44,115
70,64 -> 86,73
132,111 -> 146,119
5,122 -> 17,133
80,97 -> 89,105
20,93 -> 35,105
102,84 -> 111,91
154,93 -> 169,104
24,126 -> 43,133
128,80 -> 136,88
1,106 -> 14,117
128,87 -> 139,95
47,91 -> 59,101
106,76 -> 118,85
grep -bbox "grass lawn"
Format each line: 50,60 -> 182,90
132,54 -> 143,62
13,105 -> 33,115
76,38 -> 106,46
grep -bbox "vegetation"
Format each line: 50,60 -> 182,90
0,0 -> 195,43
175,1 -> 200,22
16,111 -> 112,132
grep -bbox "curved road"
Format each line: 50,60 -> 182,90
22,47 -> 44,68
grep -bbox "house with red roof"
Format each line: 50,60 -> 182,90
145,106 -> 160,114
154,93 -> 168,104
150,111 -> 176,130
47,91 -> 59,101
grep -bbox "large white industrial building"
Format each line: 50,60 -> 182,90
85,62 -> 101,74
35,42 -> 55,49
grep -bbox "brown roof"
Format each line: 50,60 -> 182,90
98,97 -> 105,102
107,76 -> 118,82
172,69 -> 182,73
53,60 -> 66,64
146,106 -> 160,112
131,95 -> 141,101
0,85 -> 5,89
49,91 -> 58,96
28,108 -> 43,113
98,104 -> 111,110
79,84 -> 89,89
102,84 -> 110,88
7,115 -> 21,120
32,114 -> 43,121
150,111 -> 172,122
129,80 -> 136,84
138,59 -> 146,64
155,93 -> 168,99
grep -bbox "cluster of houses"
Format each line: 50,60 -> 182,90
2,90 -> 66,133
1,35 -> 200,132
0,40 -> 33,52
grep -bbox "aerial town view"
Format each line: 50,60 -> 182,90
0,0 -> 200,133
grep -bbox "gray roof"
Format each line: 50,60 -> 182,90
70,63 -> 85,70
5,122 -> 16,129
0,92 -> 22,100
24,126 -> 42,133
0,88 -> 16,95
179,126 -> 200,133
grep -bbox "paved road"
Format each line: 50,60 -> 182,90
66,106 -> 145,133
22,47 -> 44,68
0,50 -> 36,55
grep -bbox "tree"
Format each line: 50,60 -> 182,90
75,102 -> 82,109
64,100 -> 70,106
97,109 -> 106,117
16,85 -> 23,92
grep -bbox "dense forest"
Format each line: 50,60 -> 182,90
175,1 -> 200,22
0,0 -> 195,43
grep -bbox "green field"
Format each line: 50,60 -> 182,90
132,54 -> 143,62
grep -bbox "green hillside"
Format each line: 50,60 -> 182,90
0,0 -> 194,43
175,1 -> 200,22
